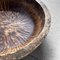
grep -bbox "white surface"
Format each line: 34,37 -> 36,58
37,0 -> 60,60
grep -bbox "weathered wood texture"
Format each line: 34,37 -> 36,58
0,0 -> 51,60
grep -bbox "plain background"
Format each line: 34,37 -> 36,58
21,0 -> 60,60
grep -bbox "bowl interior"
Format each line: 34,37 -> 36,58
0,0 -> 45,56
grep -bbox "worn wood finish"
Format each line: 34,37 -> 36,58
0,0 -> 51,60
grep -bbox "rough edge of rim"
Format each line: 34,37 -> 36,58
18,0 -> 51,59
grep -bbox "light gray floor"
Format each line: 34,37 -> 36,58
21,0 -> 60,60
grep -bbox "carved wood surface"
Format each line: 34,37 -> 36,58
0,0 -> 51,60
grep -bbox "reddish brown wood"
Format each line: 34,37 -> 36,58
0,0 -> 51,60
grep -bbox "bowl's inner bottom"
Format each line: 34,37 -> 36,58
0,10 -> 34,52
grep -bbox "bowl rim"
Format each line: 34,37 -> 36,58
18,0 -> 51,59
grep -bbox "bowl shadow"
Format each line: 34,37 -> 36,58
20,37 -> 53,60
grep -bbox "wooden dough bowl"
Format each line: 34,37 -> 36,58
0,0 -> 51,60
